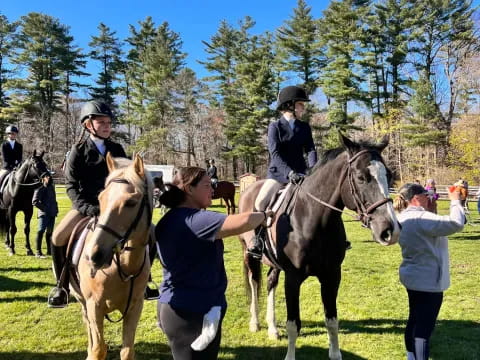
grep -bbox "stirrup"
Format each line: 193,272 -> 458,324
144,281 -> 160,300
47,286 -> 69,308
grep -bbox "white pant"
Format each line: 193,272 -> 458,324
254,179 -> 283,211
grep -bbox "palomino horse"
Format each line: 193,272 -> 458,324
212,180 -> 236,214
0,151 -> 49,255
238,135 -> 401,360
69,154 -> 154,360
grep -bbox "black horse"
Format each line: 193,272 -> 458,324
0,151 -> 49,256
238,135 -> 401,360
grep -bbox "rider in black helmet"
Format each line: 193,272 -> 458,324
247,86 -> 318,258
0,125 -> 23,191
207,159 -> 218,188
47,100 -> 161,307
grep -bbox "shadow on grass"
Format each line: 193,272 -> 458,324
451,233 -> 480,241
0,266 -> 49,273
0,274 -> 50,292
0,343 -> 367,360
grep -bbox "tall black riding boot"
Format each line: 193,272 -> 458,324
35,231 -> 45,258
45,232 -> 52,256
144,241 -> 160,300
247,226 -> 265,259
47,244 -> 69,308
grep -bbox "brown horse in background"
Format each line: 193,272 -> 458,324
212,180 -> 236,214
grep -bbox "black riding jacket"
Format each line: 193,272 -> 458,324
65,137 -> 126,216
1,140 -> 23,170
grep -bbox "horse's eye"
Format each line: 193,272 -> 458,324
124,199 -> 137,208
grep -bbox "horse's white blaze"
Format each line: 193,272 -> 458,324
266,288 -> 278,339
325,317 -> 342,360
368,160 -> 401,242
284,320 -> 298,360
248,274 -> 260,332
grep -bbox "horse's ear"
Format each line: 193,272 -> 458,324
133,154 -> 145,178
106,152 -> 117,173
339,132 -> 355,153
39,151 -> 45,158
33,149 -> 37,157
377,135 -> 389,151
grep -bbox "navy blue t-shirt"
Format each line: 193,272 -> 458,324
155,207 -> 228,314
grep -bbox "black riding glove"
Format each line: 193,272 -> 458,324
85,205 -> 100,217
288,171 -> 304,184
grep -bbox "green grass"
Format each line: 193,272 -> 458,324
0,192 -> 479,360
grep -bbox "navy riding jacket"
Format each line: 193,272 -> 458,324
1,141 -> 23,170
267,117 -> 317,184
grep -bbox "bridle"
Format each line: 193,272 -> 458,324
89,177 -> 152,323
301,149 -> 392,228
13,158 -> 46,187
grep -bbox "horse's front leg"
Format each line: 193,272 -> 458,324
320,267 -> 342,360
7,210 -> 17,255
86,298 -> 107,360
284,271 -> 304,360
246,253 -> 261,332
266,267 -> 280,340
24,209 -> 33,255
80,304 -> 94,359
120,297 -> 144,360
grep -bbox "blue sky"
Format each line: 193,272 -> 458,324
2,0 -> 332,82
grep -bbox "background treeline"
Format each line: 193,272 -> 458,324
1,0 -> 479,185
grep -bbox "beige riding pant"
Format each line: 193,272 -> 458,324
52,209 -> 86,246
254,179 -> 283,211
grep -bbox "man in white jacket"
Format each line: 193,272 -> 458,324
393,183 -> 464,360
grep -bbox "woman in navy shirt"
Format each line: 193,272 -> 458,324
155,166 -> 273,360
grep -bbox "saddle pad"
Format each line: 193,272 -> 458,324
72,224 -> 91,266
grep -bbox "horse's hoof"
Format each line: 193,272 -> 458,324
249,322 -> 260,332
268,328 -> 279,340
26,249 -> 34,256
8,248 -> 15,256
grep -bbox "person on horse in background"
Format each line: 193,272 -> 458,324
207,159 -> 218,188
47,100 -> 158,307
247,85 -> 318,259
0,125 -> 23,193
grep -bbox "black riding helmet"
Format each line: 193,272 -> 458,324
80,100 -> 113,123
5,125 -> 19,134
276,86 -> 310,111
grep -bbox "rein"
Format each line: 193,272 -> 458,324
12,161 -> 43,187
301,149 -> 392,228
91,177 -> 153,323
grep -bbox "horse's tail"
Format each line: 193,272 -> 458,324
0,207 -> 8,235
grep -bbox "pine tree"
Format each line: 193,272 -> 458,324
8,12 -> 86,154
89,23 -> 123,108
0,13 -> 17,112
276,0 -> 324,94
319,0 -> 370,132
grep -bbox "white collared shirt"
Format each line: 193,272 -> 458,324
8,139 -> 15,149
92,138 -> 106,155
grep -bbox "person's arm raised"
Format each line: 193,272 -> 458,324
216,210 -> 274,239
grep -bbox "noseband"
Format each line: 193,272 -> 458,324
302,149 -> 392,228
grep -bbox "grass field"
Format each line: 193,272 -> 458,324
0,189 -> 479,360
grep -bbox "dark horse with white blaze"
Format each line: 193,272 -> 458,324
238,135 -> 400,360
0,151 -> 49,255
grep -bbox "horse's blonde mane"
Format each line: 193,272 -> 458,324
105,157 -> 154,206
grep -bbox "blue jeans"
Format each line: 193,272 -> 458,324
477,198 -> 480,215
38,215 -> 55,234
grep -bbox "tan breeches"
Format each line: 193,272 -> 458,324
254,179 -> 283,211
52,209 -> 86,246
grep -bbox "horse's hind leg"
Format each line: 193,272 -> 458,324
319,269 -> 342,360
266,267 -> 280,340
120,300 -> 144,360
244,250 -> 261,332
86,299 -> 107,360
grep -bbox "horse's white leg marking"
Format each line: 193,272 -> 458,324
325,317 -> 342,360
86,299 -> 107,360
284,320 -> 298,360
248,273 -> 260,332
368,160 -> 401,239
266,287 -> 279,340
120,300 -> 144,360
